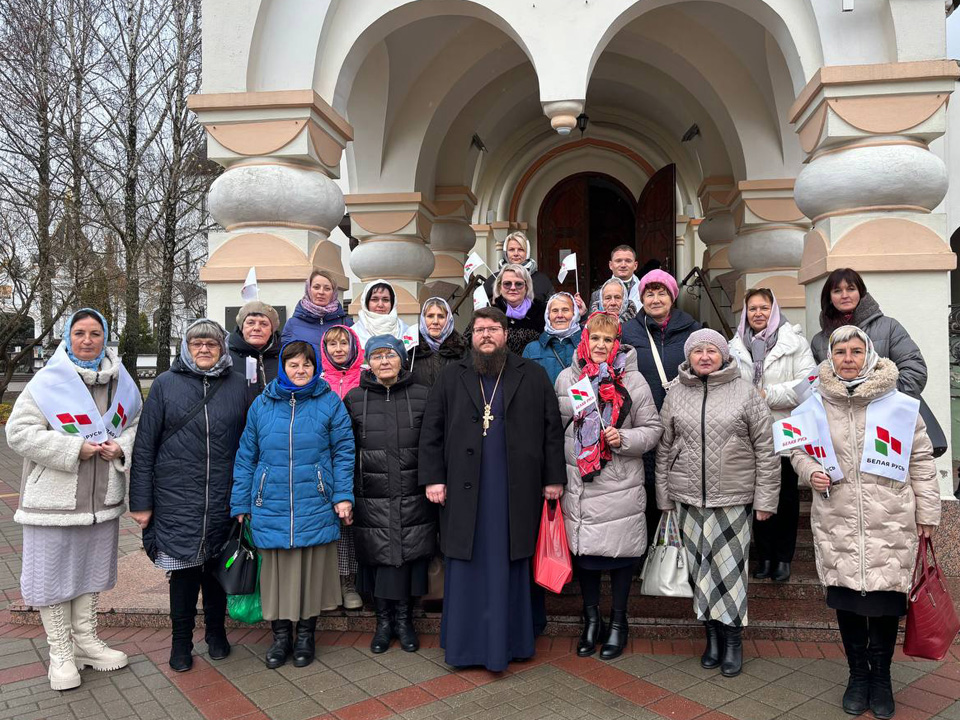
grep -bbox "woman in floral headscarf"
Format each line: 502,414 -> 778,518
410,297 -> 467,388
522,292 -> 581,385
281,270 -> 352,346
555,312 -> 662,661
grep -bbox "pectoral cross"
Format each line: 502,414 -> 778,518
482,404 -> 494,436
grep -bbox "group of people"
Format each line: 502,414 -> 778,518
6,231 -> 942,718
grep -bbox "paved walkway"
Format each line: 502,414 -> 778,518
2,430 -> 960,720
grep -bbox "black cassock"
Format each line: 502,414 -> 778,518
419,354 -> 565,671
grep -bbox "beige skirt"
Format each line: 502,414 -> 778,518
260,543 -> 341,621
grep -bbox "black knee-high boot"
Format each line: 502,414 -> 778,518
868,616 -> 899,719
370,598 -> 394,654
394,600 -> 419,652
720,625 -> 743,677
266,620 -> 293,669
169,567 -> 202,672
836,610 -> 870,715
701,621 -> 722,669
199,561 -> 230,660
293,617 -> 317,667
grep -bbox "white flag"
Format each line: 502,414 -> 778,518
241,267 -> 259,301
567,376 -> 597,416
463,252 -> 487,281
473,285 -> 490,310
772,412 -> 819,454
558,253 -> 577,284
792,374 -> 819,406
401,324 -> 420,353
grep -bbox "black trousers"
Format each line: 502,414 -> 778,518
168,559 -> 227,644
752,457 -> 799,563
578,566 -> 634,613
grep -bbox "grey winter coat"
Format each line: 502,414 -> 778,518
7,348 -> 139,527
655,361 -> 780,513
811,293 -> 926,398
556,348 -> 663,558
790,359 -> 940,594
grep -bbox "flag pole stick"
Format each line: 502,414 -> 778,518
574,267 -> 579,295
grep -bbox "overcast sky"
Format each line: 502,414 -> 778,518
950,10 -> 960,58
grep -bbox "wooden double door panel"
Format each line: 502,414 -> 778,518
537,166 -> 676,297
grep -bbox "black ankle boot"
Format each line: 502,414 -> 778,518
701,621 -> 722,669
771,561 -> 792,582
265,620 -> 293,669
577,605 -> 605,657
599,610 -> 628,660
293,617 -> 317,667
752,560 -> 772,580
868,617 -> 898,720
394,600 -> 419,653
370,598 -> 394,654
169,638 -> 193,673
720,625 -> 743,677
837,611 -> 870,715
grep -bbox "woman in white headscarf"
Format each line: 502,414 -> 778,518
596,277 -> 637,322
521,292 -> 581,385
790,326 -> 939,720
728,288 -> 815,583
482,231 -> 555,304
410,297 -> 467,387
352,279 -> 411,347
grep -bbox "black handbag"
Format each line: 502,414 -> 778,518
213,519 -> 258,596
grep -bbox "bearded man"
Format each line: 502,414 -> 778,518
419,307 -> 565,671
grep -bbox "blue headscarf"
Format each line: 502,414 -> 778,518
543,293 -> 581,341
63,308 -> 109,370
277,341 -> 321,394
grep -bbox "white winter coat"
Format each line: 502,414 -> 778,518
729,323 -> 816,421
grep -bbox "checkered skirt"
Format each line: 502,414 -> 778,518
678,503 -> 751,627
337,523 -> 357,576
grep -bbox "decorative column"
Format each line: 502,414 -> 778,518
344,193 -> 436,325
190,90 -> 353,329
791,60 -> 959,491
697,177 -> 738,328
729,180 -> 810,328
429,186 -> 478,286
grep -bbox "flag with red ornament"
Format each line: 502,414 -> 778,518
772,412 -> 819,454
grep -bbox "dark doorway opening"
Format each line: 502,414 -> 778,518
537,173 -> 636,297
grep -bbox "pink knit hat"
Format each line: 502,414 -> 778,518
638,269 -> 679,300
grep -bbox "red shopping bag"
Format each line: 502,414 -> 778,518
534,499 -> 573,593
903,536 -> 960,660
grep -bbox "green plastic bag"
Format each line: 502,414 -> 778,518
227,523 -> 263,624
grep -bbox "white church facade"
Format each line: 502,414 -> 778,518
193,0 -> 960,490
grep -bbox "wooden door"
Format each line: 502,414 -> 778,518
636,164 -> 676,273
537,176 -> 589,295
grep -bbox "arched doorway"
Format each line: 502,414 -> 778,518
537,173 -> 636,297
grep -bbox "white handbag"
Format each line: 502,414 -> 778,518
640,511 -> 693,598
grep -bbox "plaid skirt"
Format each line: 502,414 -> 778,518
678,504 -> 751,627
337,523 -> 357,576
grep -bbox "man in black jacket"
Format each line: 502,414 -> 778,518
419,307 -> 565,671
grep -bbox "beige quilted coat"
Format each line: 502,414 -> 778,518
655,361 -> 780,513
790,359 -> 940,595
556,348 -> 663,558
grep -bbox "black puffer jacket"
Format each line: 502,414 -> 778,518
409,331 -> 468,388
130,356 -> 249,563
343,370 -> 436,567
227,328 -> 280,402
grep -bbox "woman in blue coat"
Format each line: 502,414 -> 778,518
521,292 -> 581,385
280,269 -> 353,346
232,340 -> 355,670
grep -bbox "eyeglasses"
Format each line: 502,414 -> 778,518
501,281 -> 526,290
369,351 -> 400,363
473,326 -> 504,336
188,340 -> 219,350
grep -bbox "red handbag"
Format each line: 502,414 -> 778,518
534,499 -> 572,593
903,536 -> 960,660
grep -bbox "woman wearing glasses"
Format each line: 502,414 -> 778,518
489,264 -> 546,355
344,336 -> 435,654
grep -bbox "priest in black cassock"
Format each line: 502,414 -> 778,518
419,306 -> 565,672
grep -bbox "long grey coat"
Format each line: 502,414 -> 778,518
556,348 -> 663,558
811,293 -> 926,398
655,361 -> 780,513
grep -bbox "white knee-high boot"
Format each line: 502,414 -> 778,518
38,602 -> 81,691
71,593 -> 127,671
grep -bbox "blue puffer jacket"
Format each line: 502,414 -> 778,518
280,301 -> 353,347
231,350 -> 355,550
522,332 -> 577,386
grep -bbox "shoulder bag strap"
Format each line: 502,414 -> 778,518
644,323 -> 669,389
160,376 -> 226,447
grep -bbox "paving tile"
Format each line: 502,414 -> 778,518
264,696 -> 325,720
705,672 -> 767,696
614,678 -> 672,706
419,672 -> 475,699
353,669 -> 410,696
746,681 -> 807,712
647,694 -> 710,720
246,681 -> 306,709
937,699 -> 960,720
379,685 -> 434,713
678,681 -> 740,709
310,682 -> 370,711
789,696 -> 856,720
739,658 -> 791,682
898,685 -> 955,714
644,666 -> 702,693
715,696 -> 779,720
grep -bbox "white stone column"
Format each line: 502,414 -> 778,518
697,177 -> 738,330
345,193 -> 437,326
429,186 -> 478,286
791,60 -> 960,492
729,180 -> 810,329
189,91 -> 353,328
